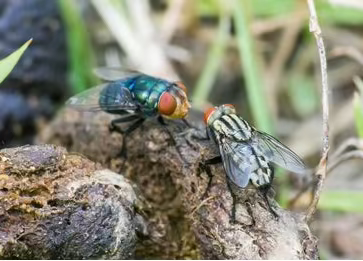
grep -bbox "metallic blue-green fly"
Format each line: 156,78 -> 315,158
66,68 -> 191,157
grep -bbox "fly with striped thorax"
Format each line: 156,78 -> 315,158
202,104 -> 307,221
66,68 -> 191,158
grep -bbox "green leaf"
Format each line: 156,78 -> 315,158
0,39 -> 32,84
319,190 -> 363,213
58,0 -> 98,93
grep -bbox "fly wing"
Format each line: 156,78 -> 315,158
252,131 -> 307,174
66,84 -> 138,112
217,135 -> 259,188
93,67 -> 142,82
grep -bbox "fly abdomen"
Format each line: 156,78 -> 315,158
250,167 -> 273,187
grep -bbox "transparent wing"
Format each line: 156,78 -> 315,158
93,67 -> 142,82
66,83 -> 138,112
252,131 -> 307,174
218,136 -> 257,188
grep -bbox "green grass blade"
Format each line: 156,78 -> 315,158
0,39 -> 32,85
58,0 -> 98,93
192,14 -> 230,108
353,77 -> 363,138
233,0 -> 272,133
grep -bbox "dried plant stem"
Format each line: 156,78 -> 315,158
304,0 -> 330,222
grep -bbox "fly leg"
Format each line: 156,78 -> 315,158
226,179 -> 238,224
181,118 -> 192,128
199,156 -> 222,199
157,115 -> 178,147
258,164 -> 279,219
110,116 -> 145,159
196,128 -> 210,141
157,115 -> 191,164
258,186 -> 279,220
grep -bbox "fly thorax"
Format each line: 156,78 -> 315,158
212,120 -> 231,137
207,109 -> 223,126
213,114 -> 252,140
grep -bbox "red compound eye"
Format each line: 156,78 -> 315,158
158,92 -> 177,116
175,81 -> 187,93
204,107 -> 216,124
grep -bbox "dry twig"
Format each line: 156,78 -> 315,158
304,0 -> 330,222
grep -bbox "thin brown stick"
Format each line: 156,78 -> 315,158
304,0 -> 330,222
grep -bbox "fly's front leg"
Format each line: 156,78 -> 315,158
157,115 -> 177,147
182,118 -> 192,128
195,128 -> 210,141
199,156 -> 222,199
110,116 -> 145,159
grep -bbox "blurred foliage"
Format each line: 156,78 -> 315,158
319,190 -> 363,212
353,77 -> 363,138
288,74 -> 319,118
58,0 -> 99,93
316,1 -> 363,25
197,0 -> 363,25
192,14 -> 230,108
233,0 -> 273,133
0,39 -> 32,85
194,0 -> 363,133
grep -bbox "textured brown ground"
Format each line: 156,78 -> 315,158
37,108 -> 318,259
